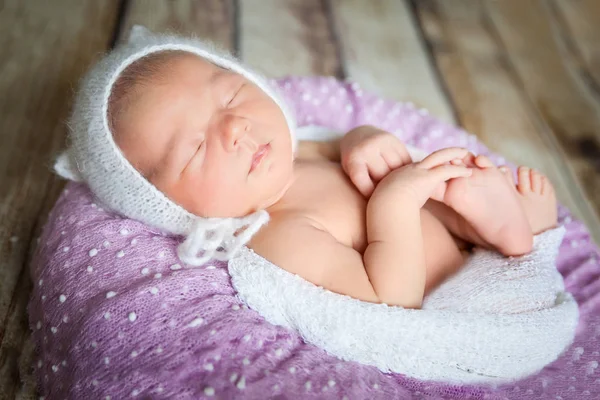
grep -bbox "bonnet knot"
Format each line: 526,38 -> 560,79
177,210 -> 269,266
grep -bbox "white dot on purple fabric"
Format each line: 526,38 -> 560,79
141,268 -> 149,275
38,279 -> 43,287
59,294 -> 66,303
50,327 -> 57,334
103,240 -> 110,248
106,291 -> 116,299
63,246 -> 70,252
104,312 -> 111,320
204,363 -> 214,371
242,357 -> 250,366
149,287 -> 159,295
131,389 -> 139,396
373,383 -> 380,389
104,357 -> 110,365
210,329 -> 217,335
205,265 -> 216,270
170,264 -> 182,270
305,381 -> 312,390
328,379 -> 336,387
37,360 -> 42,368
232,304 -> 240,310
204,387 -> 215,396
345,104 -> 353,113
275,348 -> 283,357
158,251 -> 165,259
41,295 -> 46,301
289,367 -> 296,374
120,229 -> 129,235
169,319 -> 177,327
131,238 -> 138,246
187,317 -> 204,327
237,376 -> 246,390
128,312 -> 137,322
154,273 -> 162,279
243,334 -> 251,342
61,360 -> 67,367
36,321 -> 41,329
62,316 -> 69,323
230,373 -> 238,383
91,341 -> 98,348
130,351 -> 138,358
214,355 -> 221,361
51,365 -> 58,373
116,250 -> 125,258
87,266 -> 93,273
89,248 -> 98,257
155,346 -> 163,354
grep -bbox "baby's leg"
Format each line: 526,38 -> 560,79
435,154 -> 534,256
420,208 -> 468,297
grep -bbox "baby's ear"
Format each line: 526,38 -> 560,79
126,25 -> 154,45
53,150 -> 83,182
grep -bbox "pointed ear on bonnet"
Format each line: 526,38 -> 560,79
53,150 -> 83,182
126,25 -> 154,45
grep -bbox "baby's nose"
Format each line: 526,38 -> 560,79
221,114 -> 251,151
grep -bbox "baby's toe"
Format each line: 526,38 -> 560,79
499,166 -> 515,186
530,169 -> 543,193
541,174 -> 556,197
518,166 -> 531,193
474,154 -> 495,168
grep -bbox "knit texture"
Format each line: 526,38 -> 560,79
29,77 -> 600,399
53,26 -> 297,266
230,224 -> 576,384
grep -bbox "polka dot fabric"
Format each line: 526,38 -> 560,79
29,76 -> 600,399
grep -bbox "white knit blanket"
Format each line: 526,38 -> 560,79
228,126 -> 579,384
229,227 -> 578,384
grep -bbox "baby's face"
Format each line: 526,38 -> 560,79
112,53 -> 294,218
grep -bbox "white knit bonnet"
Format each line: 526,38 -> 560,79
53,25 -> 297,266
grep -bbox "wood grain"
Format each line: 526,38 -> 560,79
482,0 -> 600,242
413,0 -> 600,243
238,0 -> 342,77
329,0 -> 455,123
0,1 -> 120,397
551,0 -> 600,100
119,0 -> 235,50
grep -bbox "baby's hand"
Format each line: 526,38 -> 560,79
340,126 -> 412,197
370,148 -> 473,209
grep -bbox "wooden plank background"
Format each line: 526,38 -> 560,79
1,1 -> 599,397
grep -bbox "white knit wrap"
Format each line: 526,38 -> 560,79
53,26 -> 297,266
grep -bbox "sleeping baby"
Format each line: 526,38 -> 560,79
56,27 -> 557,310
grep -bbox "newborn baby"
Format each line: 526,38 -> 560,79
107,50 -> 557,310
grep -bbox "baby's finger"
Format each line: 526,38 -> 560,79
367,156 -> 392,183
429,164 -> 473,183
346,160 -> 375,197
380,148 -> 405,170
418,148 -> 470,169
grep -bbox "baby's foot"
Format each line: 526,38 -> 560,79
443,155 -> 533,256
499,166 -> 558,234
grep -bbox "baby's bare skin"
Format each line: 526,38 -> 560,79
109,51 -> 558,309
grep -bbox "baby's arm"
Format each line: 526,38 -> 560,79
248,207 -> 423,308
365,196 -> 426,308
248,216 -> 381,304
